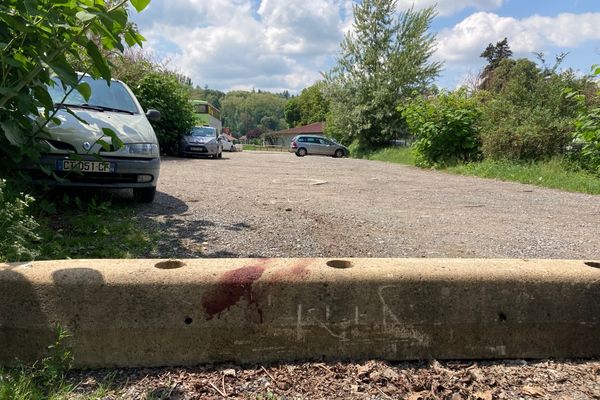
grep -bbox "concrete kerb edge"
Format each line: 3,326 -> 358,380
1,258 -> 599,368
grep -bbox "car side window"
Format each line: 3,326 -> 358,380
298,137 -> 306,143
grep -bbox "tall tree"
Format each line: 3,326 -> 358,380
479,37 -> 513,89
324,0 -> 441,150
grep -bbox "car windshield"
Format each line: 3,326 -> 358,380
48,76 -> 139,114
190,127 -> 216,137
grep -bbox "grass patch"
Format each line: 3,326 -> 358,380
361,147 -> 600,195
447,158 -> 600,195
0,327 -> 72,400
35,197 -> 157,260
0,327 -> 113,400
365,147 -> 415,165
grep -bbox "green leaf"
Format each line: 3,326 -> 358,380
124,31 -> 136,47
47,55 -> 78,87
76,82 -> 92,102
97,139 -> 111,151
33,85 -> 54,110
85,40 -> 111,81
75,10 -> 96,22
102,127 -> 124,150
1,120 -> 26,145
130,0 -> 151,13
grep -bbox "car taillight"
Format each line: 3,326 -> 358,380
291,140 -> 297,148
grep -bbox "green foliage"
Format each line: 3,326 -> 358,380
0,180 -> 40,262
402,91 -> 481,167
478,58 -> 589,161
479,37 -> 512,89
221,91 -> 287,136
131,72 -> 195,153
448,157 -> 600,195
324,1 -> 441,151
365,147 -> 415,165
570,66 -> 600,176
190,86 -> 226,110
37,198 -> 156,260
0,0 -> 144,176
0,326 -> 73,400
284,82 -> 329,127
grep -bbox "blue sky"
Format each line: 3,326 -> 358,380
130,0 -> 600,92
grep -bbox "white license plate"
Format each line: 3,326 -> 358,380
60,160 -> 114,173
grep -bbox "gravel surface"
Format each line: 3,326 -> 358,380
139,151 -> 600,260
73,152 -> 600,399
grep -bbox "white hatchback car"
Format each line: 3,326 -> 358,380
219,135 -> 235,152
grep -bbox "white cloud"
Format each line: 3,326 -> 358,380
437,12 -> 600,63
397,0 -> 504,17
132,0 -> 352,92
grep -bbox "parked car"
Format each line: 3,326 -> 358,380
219,135 -> 235,152
26,74 -> 161,203
289,135 -> 348,157
178,126 -> 223,159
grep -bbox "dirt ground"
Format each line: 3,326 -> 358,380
77,152 -> 600,399
70,359 -> 600,399
139,151 -> 600,260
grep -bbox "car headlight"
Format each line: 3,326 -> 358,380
119,143 -> 159,157
206,139 -> 217,145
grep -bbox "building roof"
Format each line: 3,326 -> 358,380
266,122 -> 325,137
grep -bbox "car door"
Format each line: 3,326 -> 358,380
303,137 -> 318,154
316,138 -> 334,155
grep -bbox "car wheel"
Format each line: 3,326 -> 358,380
334,149 -> 344,158
230,145 -> 235,152
133,187 -> 156,203
296,148 -> 307,157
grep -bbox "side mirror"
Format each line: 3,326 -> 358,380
146,109 -> 161,122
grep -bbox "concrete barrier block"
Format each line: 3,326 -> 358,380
1,258 -> 599,367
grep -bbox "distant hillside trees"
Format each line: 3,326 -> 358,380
284,82 -> 329,128
220,91 -> 287,136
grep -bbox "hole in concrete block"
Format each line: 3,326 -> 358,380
498,312 -> 507,322
585,261 -> 600,269
326,260 -> 353,269
184,317 -> 193,325
155,260 -> 186,270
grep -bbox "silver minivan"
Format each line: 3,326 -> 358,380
26,75 -> 161,203
289,135 -> 348,158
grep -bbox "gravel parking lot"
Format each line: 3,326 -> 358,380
77,151 -> 600,398
140,151 -> 600,260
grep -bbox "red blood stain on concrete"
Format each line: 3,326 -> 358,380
268,259 -> 313,283
202,260 -> 269,320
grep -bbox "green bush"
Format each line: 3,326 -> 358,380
572,103 -> 600,176
129,72 -> 195,154
477,58 -> 589,161
0,180 -> 40,262
569,67 -> 600,176
401,91 -> 481,167
479,96 -> 573,160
